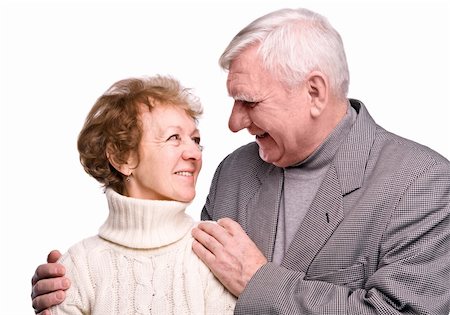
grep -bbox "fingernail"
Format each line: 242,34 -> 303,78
62,278 -> 70,287
56,291 -> 64,301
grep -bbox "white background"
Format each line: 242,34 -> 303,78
1,1 -> 449,314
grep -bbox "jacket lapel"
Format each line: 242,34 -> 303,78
246,165 -> 284,261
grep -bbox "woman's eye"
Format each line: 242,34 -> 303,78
193,137 -> 201,144
167,134 -> 181,141
192,137 -> 203,151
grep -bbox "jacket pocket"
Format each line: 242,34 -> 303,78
305,262 -> 366,290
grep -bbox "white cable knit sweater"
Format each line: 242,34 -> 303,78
51,188 -> 236,315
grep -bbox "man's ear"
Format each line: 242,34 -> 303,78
307,71 -> 329,118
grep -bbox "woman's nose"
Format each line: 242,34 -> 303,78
228,102 -> 250,132
182,140 -> 202,160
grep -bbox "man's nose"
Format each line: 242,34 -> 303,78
228,102 -> 250,132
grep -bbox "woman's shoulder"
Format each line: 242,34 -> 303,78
58,235 -> 107,263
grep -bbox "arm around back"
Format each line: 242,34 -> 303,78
31,250 -> 70,314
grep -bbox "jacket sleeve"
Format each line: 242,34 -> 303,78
234,162 -> 450,315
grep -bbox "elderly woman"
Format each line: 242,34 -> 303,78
49,75 -> 236,314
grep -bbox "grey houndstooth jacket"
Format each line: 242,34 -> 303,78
201,99 -> 450,315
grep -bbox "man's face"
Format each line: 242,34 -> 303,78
226,45 -> 315,167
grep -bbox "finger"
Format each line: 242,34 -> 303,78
32,290 -> 65,313
47,250 -> 62,263
217,217 -> 245,235
32,263 -> 66,286
196,221 -> 230,245
192,226 -> 224,254
32,277 -> 70,299
192,239 -> 217,266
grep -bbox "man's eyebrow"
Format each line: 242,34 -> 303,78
230,93 -> 258,102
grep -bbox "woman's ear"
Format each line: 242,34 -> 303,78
307,71 -> 329,118
106,149 -> 135,176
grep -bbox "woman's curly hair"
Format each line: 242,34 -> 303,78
77,75 -> 203,194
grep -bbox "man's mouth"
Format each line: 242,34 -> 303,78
256,132 -> 268,139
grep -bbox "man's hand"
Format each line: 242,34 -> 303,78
31,250 -> 70,315
192,218 -> 267,297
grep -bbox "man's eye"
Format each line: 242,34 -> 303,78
167,134 -> 181,141
243,101 -> 258,108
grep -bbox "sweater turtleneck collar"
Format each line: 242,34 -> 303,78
98,188 -> 195,249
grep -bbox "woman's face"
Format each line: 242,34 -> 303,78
126,104 -> 202,202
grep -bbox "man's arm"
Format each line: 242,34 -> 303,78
31,250 -> 70,315
194,162 -> 450,314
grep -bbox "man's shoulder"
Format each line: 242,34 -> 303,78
374,128 -> 450,168
350,99 -> 449,168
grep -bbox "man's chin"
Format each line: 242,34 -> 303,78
258,148 -> 278,165
259,150 -> 294,168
